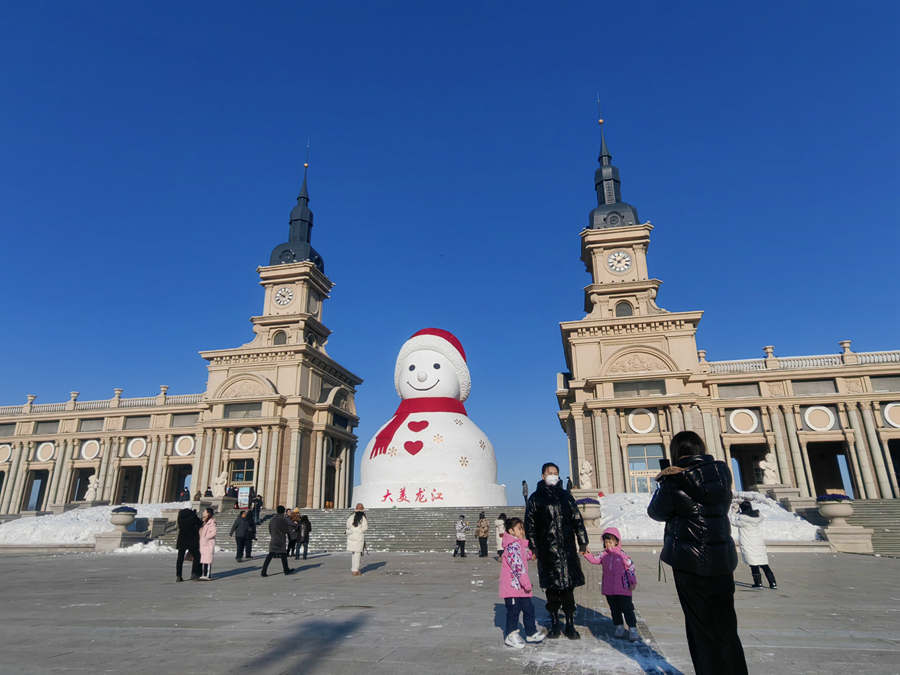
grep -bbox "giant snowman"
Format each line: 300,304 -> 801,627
353,328 -> 507,508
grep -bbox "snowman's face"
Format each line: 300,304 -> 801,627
398,349 -> 460,400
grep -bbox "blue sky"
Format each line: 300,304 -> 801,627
1,2 -> 898,501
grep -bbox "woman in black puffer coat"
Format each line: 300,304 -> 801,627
648,431 -> 747,675
525,463 -> 589,640
175,508 -> 203,582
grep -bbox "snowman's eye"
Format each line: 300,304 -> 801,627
409,365 -> 415,371
433,363 -> 440,369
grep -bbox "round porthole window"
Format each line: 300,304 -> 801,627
728,409 -> 759,434
628,408 -> 656,434
174,435 -> 195,456
804,406 -> 836,432
236,428 -> 258,450
81,439 -> 101,460
126,437 -> 147,458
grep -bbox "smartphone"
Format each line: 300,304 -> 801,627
659,459 -> 671,470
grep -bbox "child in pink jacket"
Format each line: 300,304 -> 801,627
499,518 -> 546,649
583,527 -> 640,642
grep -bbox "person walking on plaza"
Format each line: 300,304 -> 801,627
500,517 -> 546,649
525,461 -> 589,640
288,508 -> 301,557
648,431 -> 748,675
230,510 -> 254,562
453,515 -> 470,558
566,476 -> 573,493
521,481 -> 528,504
583,527 -> 640,642
494,512 -> 507,559
261,505 -> 294,577
252,493 -> 263,525
295,513 -> 311,560
475,512 -> 490,558
175,507 -> 203,582
347,503 -> 368,576
732,500 -> 777,589
198,507 -> 217,580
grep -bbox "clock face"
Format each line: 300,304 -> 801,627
607,251 -> 632,273
274,287 -> 294,306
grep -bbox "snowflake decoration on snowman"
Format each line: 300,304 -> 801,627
353,328 -> 507,508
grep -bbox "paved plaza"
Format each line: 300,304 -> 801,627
0,548 -> 897,675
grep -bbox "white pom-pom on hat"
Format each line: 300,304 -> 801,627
394,328 -> 471,402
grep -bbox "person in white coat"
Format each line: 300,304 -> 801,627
494,513 -> 507,559
732,500 -> 777,589
346,503 -> 368,576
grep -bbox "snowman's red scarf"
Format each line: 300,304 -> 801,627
371,398 -> 467,458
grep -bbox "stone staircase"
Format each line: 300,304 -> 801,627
846,499 -> 900,557
153,507 -> 525,553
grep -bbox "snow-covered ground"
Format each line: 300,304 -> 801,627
599,491 -> 821,541
0,502 -> 183,544
113,540 -> 177,554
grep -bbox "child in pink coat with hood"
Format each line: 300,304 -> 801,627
499,518 -> 546,649
583,527 -> 640,641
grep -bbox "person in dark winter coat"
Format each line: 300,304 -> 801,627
295,514 -> 311,560
230,511 -> 256,562
565,477 -> 573,493
647,431 -> 747,675
525,462 -> 589,640
175,508 -> 203,582
261,505 -> 294,577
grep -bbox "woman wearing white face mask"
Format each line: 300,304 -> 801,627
524,462 -> 589,640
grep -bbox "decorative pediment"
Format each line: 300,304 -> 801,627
214,374 -> 277,399
603,347 -> 676,376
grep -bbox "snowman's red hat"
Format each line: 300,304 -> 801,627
394,328 -> 471,402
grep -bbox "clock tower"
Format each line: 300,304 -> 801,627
557,120 -> 706,495
199,164 -> 362,510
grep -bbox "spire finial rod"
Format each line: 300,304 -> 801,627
597,95 -> 603,126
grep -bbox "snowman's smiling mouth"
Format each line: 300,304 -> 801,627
407,379 -> 440,392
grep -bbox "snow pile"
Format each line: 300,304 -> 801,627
113,540 -> 177,554
599,492 -> 820,542
0,502 -> 183,545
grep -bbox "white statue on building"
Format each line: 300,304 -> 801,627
757,453 -> 779,485
83,475 -> 100,501
211,471 -> 228,497
353,328 -> 507,507
579,460 -> 594,489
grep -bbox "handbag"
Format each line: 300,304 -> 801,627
185,552 -> 194,562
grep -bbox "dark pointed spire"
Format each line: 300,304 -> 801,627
588,105 -> 639,229
268,144 -> 324,271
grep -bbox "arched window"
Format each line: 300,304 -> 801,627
615,301 -> 633,317
272,330 -> 287,346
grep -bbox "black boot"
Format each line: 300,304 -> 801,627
751,570 -> 763,588
176,575 -> 183,582
765,569 -> 777,589
546,613 -> 561,639
564,613 -> 580,640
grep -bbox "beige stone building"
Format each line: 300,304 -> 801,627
0,172 -> 362,515
558,128 -> 900,501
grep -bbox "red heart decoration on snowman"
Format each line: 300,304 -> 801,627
404,440 -> 424,456
407,421 -> 429,432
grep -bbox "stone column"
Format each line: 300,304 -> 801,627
47,440 -> 66,505
97,438 -> 113,501
1,442 -> 24,514
56,439 -> 78,504
606,409 -> 624,493
681,405 -> 694,432
311,431 -> 325,508
197,430 -> 214,495
668,406 -> 682,435
210,430 -> 225,486
722,440 -> 734,489
701,411 -> 719,461
571,409 -> 587,486
138,436 -> 156,503
152,435 -> 171,503
189,431 -> 204,497
591,412 -> 609,493
265,426 -> 281,507
711,414 -> 726,463
798,438 -> 817,497
256,426 -> 270,497
781,406 -> 810,498
766,407 -> 791,485
860,403 -> 894,498
286,427 -> 302,507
